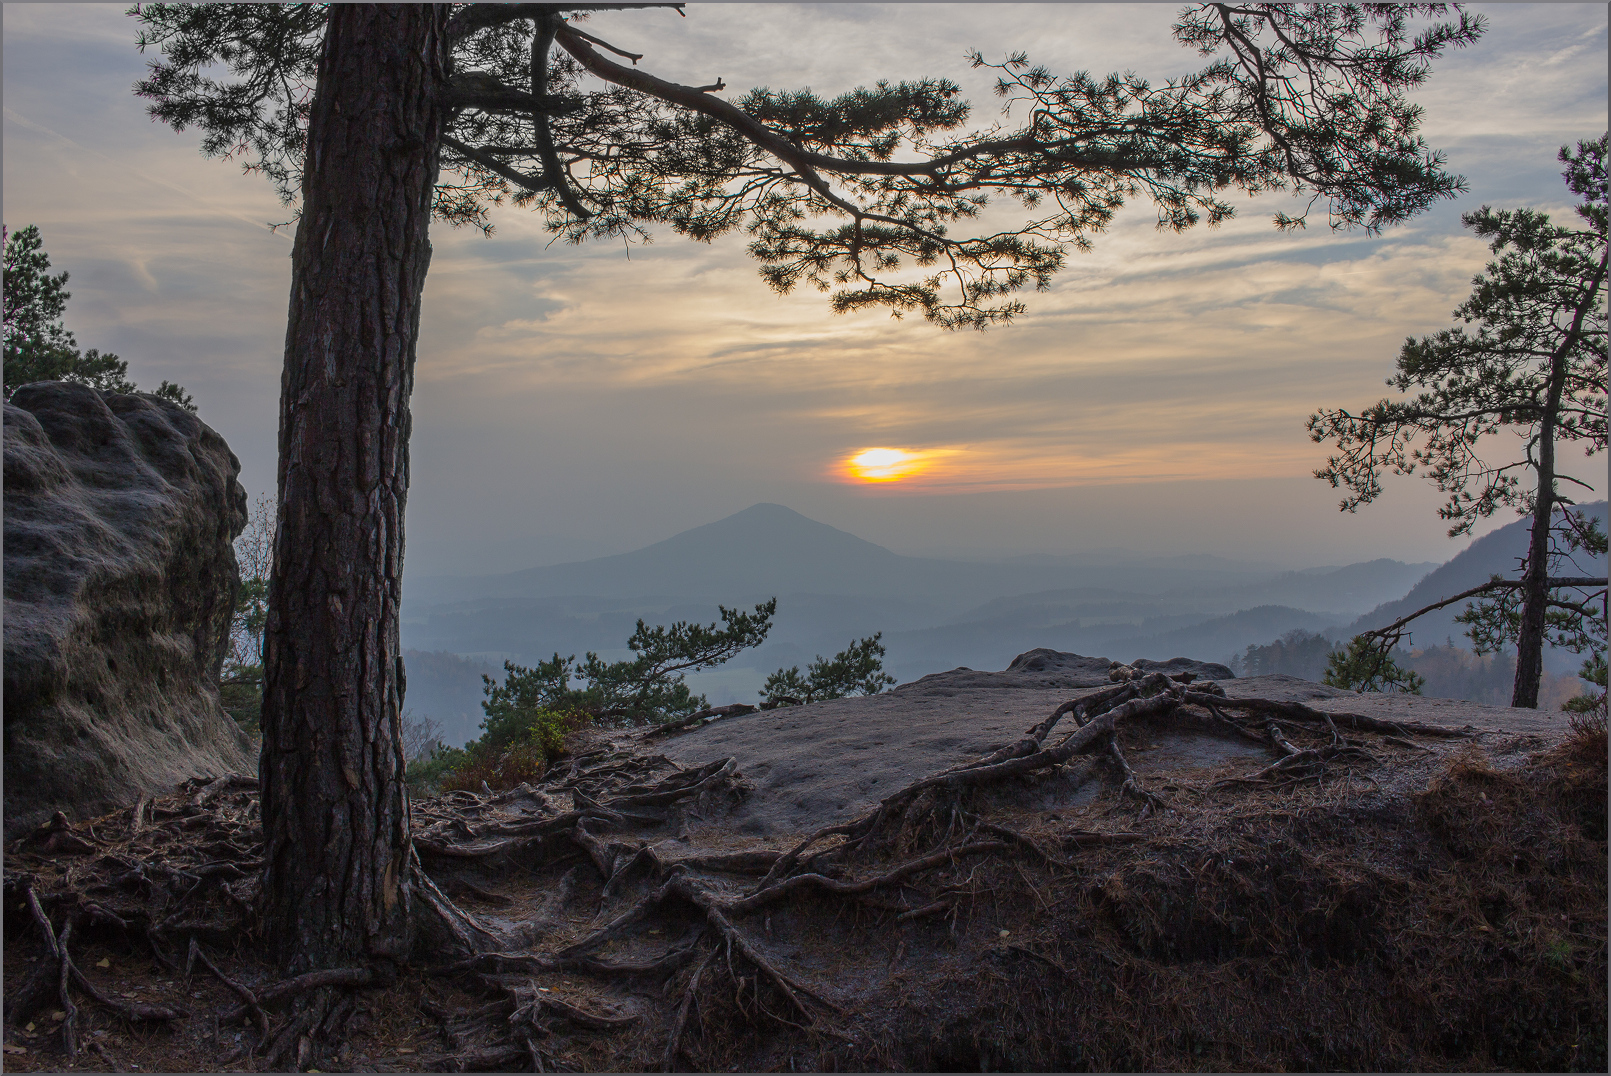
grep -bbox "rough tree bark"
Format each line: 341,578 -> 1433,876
1511,352 -> 1564,710
259,4 -> 450,974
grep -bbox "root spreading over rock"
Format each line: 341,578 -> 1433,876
4,679 -> 1605,1072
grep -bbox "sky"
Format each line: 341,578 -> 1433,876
4,3 -> 1606,578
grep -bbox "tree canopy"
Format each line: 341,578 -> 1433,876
133,2 -> 1484,328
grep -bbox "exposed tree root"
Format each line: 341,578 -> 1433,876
663,945 -> 715,1071
2,894 -> 188,1062
189,937 -> 269,1042
645,704 -> 758,739
1106,736 -> 1170,817
407,677 -> 1467,1065
4,683 -> 1473,1070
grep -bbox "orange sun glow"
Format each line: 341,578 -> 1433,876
845,447 -> 929,482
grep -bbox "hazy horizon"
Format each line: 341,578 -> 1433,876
391,499 -> 1604,745
406,497 -> 1450,581
5,4 -> 1606,578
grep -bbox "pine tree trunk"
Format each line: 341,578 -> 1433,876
1510,354 -> 1569,710
259,4 -> 449,973
1512,477 -> 1554,709
1511,243 -> 1608,709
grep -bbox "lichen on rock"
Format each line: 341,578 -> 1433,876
4,381 -> 253,838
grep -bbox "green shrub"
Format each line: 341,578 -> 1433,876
406,744 -> 466,796
528,706 -> 573,757
440,743 -> 549,794
412,706 -> 584,795
1563,653 -> 1607,718
219,667 -> 263,739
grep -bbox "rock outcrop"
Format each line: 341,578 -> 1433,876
4,382 -> 254,838
1129,655 -> 1236,681
1003,648 -> 1115,685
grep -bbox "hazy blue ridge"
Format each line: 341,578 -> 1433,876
402,503 -> 1342,614
398,502 -> 1469,728
877,604 -> 1342,684
1344,502 -> 1607,663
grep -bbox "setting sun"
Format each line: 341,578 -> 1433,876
846,447 -> 928,482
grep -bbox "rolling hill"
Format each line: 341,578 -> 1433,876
403,503 -> 1327,614
1345,502 -> 1606,669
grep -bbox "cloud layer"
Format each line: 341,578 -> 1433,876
5,4 -> 1605,574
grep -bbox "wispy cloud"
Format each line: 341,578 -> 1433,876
4,107 -> 293,241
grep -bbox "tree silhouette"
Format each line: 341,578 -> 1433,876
1310,136 -> 1608,707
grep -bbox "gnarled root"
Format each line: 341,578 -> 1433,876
3,686 -> 1469,1071
1106,736 -> 1170,818
663,945 -> 715,1071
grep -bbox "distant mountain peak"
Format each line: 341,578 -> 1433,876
730,502 -> 807,518
652,502 -> 895,555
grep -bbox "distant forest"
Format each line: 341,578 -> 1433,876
1229,630 -> 1589,708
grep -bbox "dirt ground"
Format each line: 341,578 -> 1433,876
5,660 -> 1605,1072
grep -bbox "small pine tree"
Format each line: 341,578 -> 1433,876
1309,137 -> 1608,707
1563,653 -> 1607,718
483,600 -> 777,726
1323,635 -> 1426,695
761,634 -> 897,707
3,224 -> 194,408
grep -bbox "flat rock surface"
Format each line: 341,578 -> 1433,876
648,660 -> 1569,839
1223,672 -> 1572,735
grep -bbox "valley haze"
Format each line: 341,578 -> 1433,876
401,502 -> 1606,747
394,503 -> 1534,746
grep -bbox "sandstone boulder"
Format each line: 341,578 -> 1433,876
1129,655 -> 1237,681
1004,648 -> 1114,685
999,649 -> 1236,687
4,382 -> 254,838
